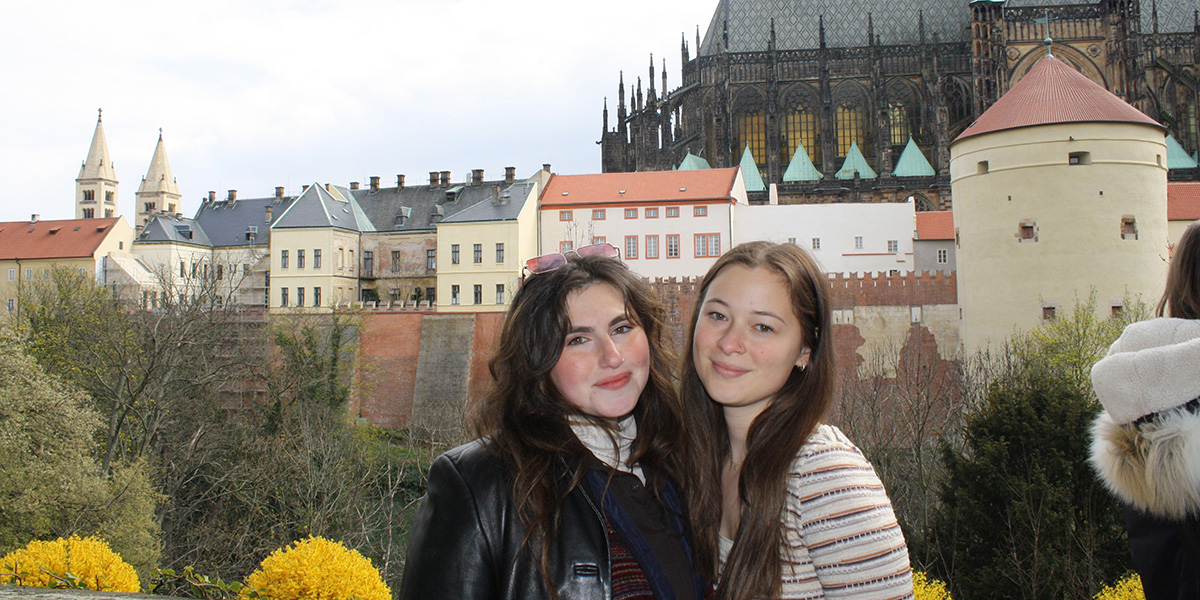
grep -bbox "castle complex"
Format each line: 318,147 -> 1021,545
601,0 -> 1200,208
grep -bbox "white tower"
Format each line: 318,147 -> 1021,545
135,129 -> 182,232
951,54 -> 1169,353
76,109 -> 119,220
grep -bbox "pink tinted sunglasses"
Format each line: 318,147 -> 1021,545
524,243 -> 620,275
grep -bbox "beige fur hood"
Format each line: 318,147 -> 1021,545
1089,318 -> 1200,519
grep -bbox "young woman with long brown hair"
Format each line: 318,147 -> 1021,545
681,241 -> 912,599
401,245 -> 704,600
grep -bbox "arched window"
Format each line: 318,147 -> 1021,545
733,89 -> 768,174
782,84 -> 821,165
836,104 -> 868,157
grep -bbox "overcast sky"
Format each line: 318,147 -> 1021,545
1,0 -> 717,223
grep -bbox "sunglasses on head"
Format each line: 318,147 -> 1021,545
524,243 -> 620,275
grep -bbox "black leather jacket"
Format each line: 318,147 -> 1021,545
400,439 -> 613,600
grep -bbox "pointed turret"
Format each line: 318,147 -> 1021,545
76,109 -> 119,219
135,129 -> 183,232
649,54 -> 656,103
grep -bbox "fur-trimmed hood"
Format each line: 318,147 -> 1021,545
1089,318 -> 1200,519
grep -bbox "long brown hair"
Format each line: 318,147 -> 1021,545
469,253 -> 684,597
680,241 -> 835,600
1159,220 -> 1200,319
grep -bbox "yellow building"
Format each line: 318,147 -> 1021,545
0,216 -> 134,318
436,173 -> 545,312
951,54 -> 1169,352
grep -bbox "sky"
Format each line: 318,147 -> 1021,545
1,0 -> 718,223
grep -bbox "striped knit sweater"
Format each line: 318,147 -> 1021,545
719,424 -> 914,599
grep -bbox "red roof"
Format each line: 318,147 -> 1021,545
1169,182 -> 1200,221
0,218 -> 119,260
955,55 -> 1161,143
915,211 -> 954,240
540,168 -> 739,207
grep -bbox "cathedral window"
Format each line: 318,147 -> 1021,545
733,91 -> 768,177
836,105 -> 870,157
889,104 -> 911,147
105,191 -> 115,204
784,110 -> 821,165
83,190 -> 95,202
105,209 -> 113,218
83,208 -> 94,218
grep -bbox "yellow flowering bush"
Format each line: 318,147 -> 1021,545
0,535 -> 139,592
913,571 -> 952,600
1094,573 -> 1145,600
243,537 -> 390,600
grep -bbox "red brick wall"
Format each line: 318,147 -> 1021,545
351,313 -> 425,428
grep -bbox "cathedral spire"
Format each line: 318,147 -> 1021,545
769,18 -> 776,51
603,97 -> 609,132
662,58 -> 668,94
76,109 -> 119,220
135,128 -> 182,231
819,15 -> 826,49
868,13 -> 875,46
649,54 -> 656,102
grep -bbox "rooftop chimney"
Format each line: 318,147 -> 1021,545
228,189 -> 238,202
505,166 -> 516,183
265,206 -> 273,223
397,174 -> 406,188
440,171 -> 451,187
471,169 -> 484,185
275,186 -> 285,198
208,191 -> 217,202
430,171 -> 439,186
543,163 -> 551,173
350,181 -> 360,191
30,214 -> 39,223
370,176 -> 380,191
325,183 -> 333,192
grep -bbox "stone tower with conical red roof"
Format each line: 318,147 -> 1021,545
951,54 -> 1169,352
135,129 -> 182,232
76,109 -> 119,220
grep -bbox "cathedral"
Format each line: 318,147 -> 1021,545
600,0 -> 1200,209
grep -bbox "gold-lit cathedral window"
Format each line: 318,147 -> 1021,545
783,111 -> 821,164
735,111 -> 767,169
889,104 -> 910,146
835,105 -> 870,157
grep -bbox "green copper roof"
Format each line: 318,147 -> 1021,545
782,142 -> 822,182
835,141 -> 878,180
892,137 -> 936,177
677,151 -> 712,171
739,144 -> 766,191
1167,134 -> 1199,169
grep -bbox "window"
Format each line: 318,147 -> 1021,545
592,236 -> 607,245
180,262 -> 186,277
496,284 -> 506,305
854,236 -> 863,250
298,250 -> 305,269
42,268 -> 49,280
473,244 -> 482,264
1019,220 -> 1038,242
666,207 -> 680,218
625,208 -> 638,219
977,161 -> 989,174
24,269 -> 31,280
314,249 -> 322,268
646,235 -> 659,258
694,206 -> 708,217
1069,151 -> 1091,166
427,249 -> 436,270
7,269 -> 13,281
349,250 -> 354,272
625,236 -> 639,259
280,288 -> 289,307
82,190 -> 94,202
451,285 -> 460,305
1111,305 -> 1124,318
451,244 -> 460,265
362,251 -> 373,277
1121,216 -> 1138,240
937,249 -> 948,264
496,243 -> 505,263
281,250 -> 289,269
105,191 -> 114,204
216,264 -> 224,280
1042,306 -> 1056,321
82,208 -> 94,219
667,235 -> 680,258
243,263 -> 250,276
788,237 -> 797,245
473,284 -> 482,305
592,209 -> 606,220
559,210 -> 573,221
887,240 -> 899,253
645,207 -> 659,218
812,238 -> 821,250
391,250 -> 402,272
297,287 -> 305,307
695,234 -> 721,257
7,298 -> 14,313
560,241 -> 574,253
426,287 -> 436,303
314,287 -> 321,307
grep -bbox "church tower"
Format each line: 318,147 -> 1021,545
76,109 -> 119,219
135,129 -> 182,232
